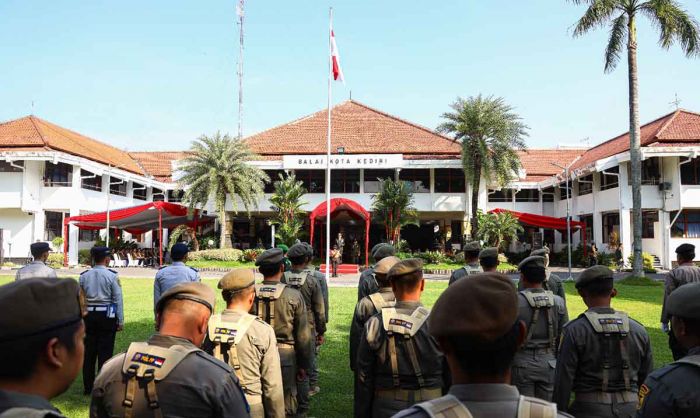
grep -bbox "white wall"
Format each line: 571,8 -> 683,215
0,209 -> 34,258
0,173 -> 22,208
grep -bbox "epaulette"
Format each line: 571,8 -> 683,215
189,266 -> 198,272
159,265 -> 167,270
80,270 -> 90,275
108,269 -> 118,274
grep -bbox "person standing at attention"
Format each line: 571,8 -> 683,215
153,242 -> 200,313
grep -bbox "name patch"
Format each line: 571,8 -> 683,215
598,318 -> 624,326
215,327 -> 238,337
389,318 -> 413,330
259,286 -> 278,293
131,352 -> 165,368
532,295 -> 550,302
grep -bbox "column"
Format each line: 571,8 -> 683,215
619,209 -> 632,262
68,166 -> 81,265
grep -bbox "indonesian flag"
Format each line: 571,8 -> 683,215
331,29 -> 344,82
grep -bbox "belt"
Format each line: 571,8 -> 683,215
575,391 -> 638,404
244,393 -> 263,405
87,305 -> 108,312
521,346 -> 555,355
375,387 -> 442,402
277,343 -> 295,349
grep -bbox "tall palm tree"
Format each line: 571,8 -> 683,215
178,132 -> 268,248
269,172 -> 308,246
371,178 -> 419,244
437,95 -> 528,238
569,0 -> 700,276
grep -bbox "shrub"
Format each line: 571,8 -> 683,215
597,252 -> 617,269
242,249 -> 262,262
396,252 -> 414,260
199,235 -> 220,250
187,249 -> 243,262
498,253 -> 509,264
47,253 -> 64,268
505,250 -> 529,266
452,252 -> 465,264
79,249 -> 92,265
52,236 -> 64,250
395,240 -> 411,253
417,251 -> 448,265
628,252 -> 656,273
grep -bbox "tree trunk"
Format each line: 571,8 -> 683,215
190,227 -> 200,252
627,15 -> 644,277
219,205 -> 232,249
470,158 -> 482,239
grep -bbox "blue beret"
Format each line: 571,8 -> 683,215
171,243 -> 190,259
30,242 -> 50,253
90,246 -> 111,258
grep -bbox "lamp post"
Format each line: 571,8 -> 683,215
550,161 -> 575,281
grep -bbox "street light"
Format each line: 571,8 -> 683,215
550,161 -> 576,281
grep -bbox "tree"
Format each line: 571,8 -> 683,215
178,132 -> 268,248
569,0 -> 700,276
269,172 -> 308,247
476,210 -> 524,250
371,178 -> 419,244
437,95 -> 528,238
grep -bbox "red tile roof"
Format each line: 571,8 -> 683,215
517,148 -> 585,180
129,151 -> 188,182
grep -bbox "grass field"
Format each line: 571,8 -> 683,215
0,276 -> 670,418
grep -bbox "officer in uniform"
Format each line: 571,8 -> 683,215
204,268 -> 285,418
15,242 -> 57,280
511,256 -> 568,401
478,247 -> 500,272
661,243 -> 700,360
0,278 -> 86,418
448,241 -> 482,285
302,242 -> 328,397
154,242 -> 200,312
358,243 -> 396,301
80,246 -> 124,395
277,244 -> 292,272
393,273 -> 571,418
90,282 -> 249,417
553,265 -> 653,417
518,247 -> 566,301
637,282 -> 700,417
253,248 -> 313,417
356,259 -> 445,418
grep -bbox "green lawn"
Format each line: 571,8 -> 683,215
0,276 -> 670,418
424,262 -> 518,271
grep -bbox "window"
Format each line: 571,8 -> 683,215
559,182 -> 571,199
488,189 -> 513,202
80,170 -> 102,192
152,188 -> 165,201
434,169 -> 465,193
44,211 -> 67,240
680,157 -> 700,185
168,189 -> 184,202
264,170 -> 285,193
515,189 -> 539,202
600,166 -> 619,190
44,162 -> 73,187
578,175 -> 593,196
541,187 -> 555,202
642,210 -> 658,239
330,169 -> 360,193
132,183 -> 147,200
399,169 -> 430,193
641,158 -> 661,185
296,170 -> 325,193
109,176 -> 127,196
0,161 -> 23,172
80,229 -> 100,241
364,169 -> 394,193
602,212 -> 620,243
580,214 -> 593,244
671,210 -> 700,238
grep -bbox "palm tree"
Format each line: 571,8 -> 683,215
476,210 -> 524,250
168,225 -> 200,252
178,132 -> 268,248
270,172 -> 308,246
371,178 -> 419,243
568,1 -> 700,276
437,95 -> 528,238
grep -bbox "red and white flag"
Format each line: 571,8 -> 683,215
331,29 -> 344,83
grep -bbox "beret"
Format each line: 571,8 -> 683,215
276,244 -> 289,253
479,247 -> 498,259
303,243 -> 314,257
575,265 -> 614,289
256,248 -> 284,266
370,243 -> 384,257
387,258 -> 423,281
374,256 -> 401,275
218,269 -> 255,291
0,278 -> 83,342
373,244 -> 396,261
430,273 -> 518,342
518,256 -> 545,271
667,282 -> 700,320
676,243 -> 695,254
90,246 -> 111,258
170,243 -> 190,259
156,282 -> 216,313
30,242 -> 50,253
464,241 -> 481,252
287,243 -> 307,259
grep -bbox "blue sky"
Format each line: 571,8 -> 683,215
1,0 -> 699,151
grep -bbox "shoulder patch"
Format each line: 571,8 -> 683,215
80,270 -> 89,275
637,383 -> 650,410
159,265 -> 167,270
108,269 -> 118,274
189,266 -> 198,272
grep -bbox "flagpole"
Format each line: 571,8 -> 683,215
325,7 -> 333,281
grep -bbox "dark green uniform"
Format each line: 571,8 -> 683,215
661,263 -> 700,360
358,266 -> 379,301
0,390 -> 66,418
447,262 -> 482,285
350,288 -> 396,371
518,270 -> 566,301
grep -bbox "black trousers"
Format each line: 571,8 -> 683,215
83,310 -> 117,393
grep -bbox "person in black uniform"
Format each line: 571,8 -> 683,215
357,243 -> 396,301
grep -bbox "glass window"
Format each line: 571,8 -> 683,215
641,158 -> 661,185
80,229 -> 100,241
330,169 -> 360,193
542,187 -> 555,202
434,169 -> 465,193
168,189 -> 184,202
580,214 -> 593,244
152,188 -> 165,201
600,166 -> 619,190
578,175 -> 593,196
364,169 -> 395,193
488,189 -> 513,202
642,210 -> 658,239
296,170 -> 325,193
81,170 -> 102,192
515,189 -> 539,202
670,210 -> 700,238
109,176 -> 127,196
559,182 -> 571,199
399,169 -> 430,193
602,212 -> 620,243
44,211 -> 67,240
264,170 -> 285,193
132,183 -> 147,200
0,161 -> 23,172
44,162 -> 73,187
680,157 -> 700,185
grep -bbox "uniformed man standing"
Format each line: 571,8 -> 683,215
553,265 -> 653,417
80,246 -> 124,395
637,282 -> 700,417
90,282 -> 249,417
302,242 -> 328,397
518,247 -> 566,301
253,248 -> 313,418
0,278 -> 86,418
478,247 -> 500,273
356,259 -> 445,418
511,256 -> 568,401
661,243 -> 700,360
153,242 -> 200,312
15,242 -> 57,280
204,269 -> 285,418
358,243 -> 396,301
448,241 -> 482,285
393,273 -> 571,418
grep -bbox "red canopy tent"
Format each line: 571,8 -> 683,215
63,201 -> 214,266
488,208 -> 587,256
309,198 -> 370,266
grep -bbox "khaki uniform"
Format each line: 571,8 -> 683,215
89,334 -> 249,418
204,309 -> 285,418
448,263 -> 482,285
0,390 -> 66,418
518,270 -> 566,301
358,266 -> 379,301
356,301 -> 445,418
553,307 -> 653,418
253,281 -> 313,417
511,289 -> 568,401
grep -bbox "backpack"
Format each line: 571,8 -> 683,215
582,310 -> 632,391
207,313 -> 257,386
381,306 -> 430,388
368,292 -> 396,313
415,394 -> 558,418
254,283 -> 287,328
284,271 -> 308,288
521,290 -> 556,351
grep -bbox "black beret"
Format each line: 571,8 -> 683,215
30,242 -> 50,253
667,282 -> 700,320
218,269 -> 256,291
156,282 -> 216,313
575,265 -> 614,289
518,256 -> 545,270
370,243 -> 384,257
479,247 -> 498,259
256,248 -> 284,266
90,246 -> 111,258
303,243 -> 314,257
372,244 -> 396,261
287,243 -> 307,258
171,243 -> 190,259
387,258 -> 423,281
676,243 -> 695,254
464,241 -> 481,252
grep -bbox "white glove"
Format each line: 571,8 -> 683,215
661,322 -> 670,333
